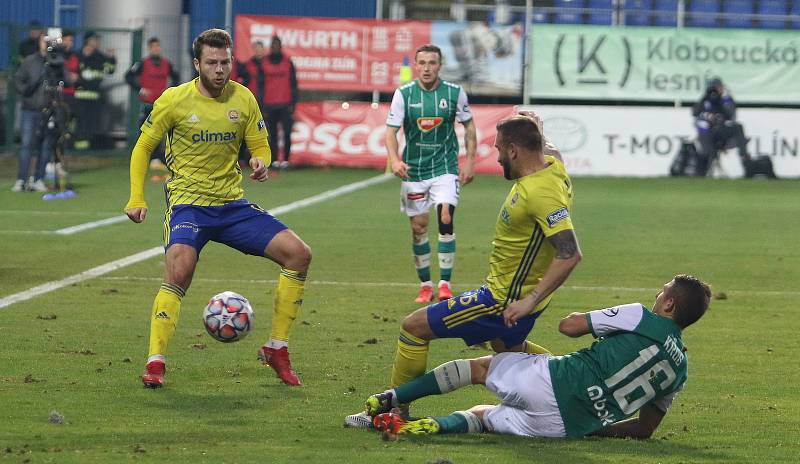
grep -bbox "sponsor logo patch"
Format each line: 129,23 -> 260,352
546,207 -> 570,227
155,311 -> 170,320
171,222 -> 200,233
416,117 -> 444,132
188,114 -> 199,123
191,130 -> 237,143
510,192 -> 520,206
228,109 -> 240,122
257,118 -> 266,131
602,307 -> 620,317
501,207 -> 510,225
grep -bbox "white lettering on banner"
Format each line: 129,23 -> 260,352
279,29 -> 359,50
293,121 -> 388,157
340,125 -> 371,155
293,56 -> 331,70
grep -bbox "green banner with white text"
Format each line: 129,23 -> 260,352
529,25 -> 800,103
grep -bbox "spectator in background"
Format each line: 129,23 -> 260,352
74,31 -> 116,150
12,35 -> 65,192
692,77 -> 750,176
240,37 -> 298,169
18,20 -> 44,60
125,37 -> 180,172
61,30 -> 79,105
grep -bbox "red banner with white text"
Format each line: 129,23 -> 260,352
235,15 -> 430,92
288,101 -> 516,174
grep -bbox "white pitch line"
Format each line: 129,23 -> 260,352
0,210 -> 122,216
55,215 -> 129,235
0,247 -> 164,309
95,276 -> 800,297
0,173 -> 393,309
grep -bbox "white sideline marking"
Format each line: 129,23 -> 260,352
0,230 -> 56,235
0,210 -> 122,216
0,173 -> 393,309
0,247 -> 163,309
55,215 -> 129,235
96,276 -> 800,297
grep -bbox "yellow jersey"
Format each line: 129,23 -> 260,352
485,156 -> 574,311
141,78 -> 269,207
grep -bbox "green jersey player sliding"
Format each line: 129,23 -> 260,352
361,274 -> 710,439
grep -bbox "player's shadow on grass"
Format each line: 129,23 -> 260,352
397,433 -> 731,463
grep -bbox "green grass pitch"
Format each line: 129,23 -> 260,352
0,161 -> 798,463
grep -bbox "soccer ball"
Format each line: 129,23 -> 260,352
203,291 -> 254,343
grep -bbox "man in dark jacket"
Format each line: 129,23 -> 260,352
12,35 -> 65,192
18,20 -> 44,60
240,36 -> 298,169
73,31 -> 116,150
125,37 -> 180,171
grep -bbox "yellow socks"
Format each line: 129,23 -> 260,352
269,268 -> 307,343
390,329 -> 430,387
147,283 -> 185,358
523,340 -> 552,355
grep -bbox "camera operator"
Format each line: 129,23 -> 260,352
692,77 -> 750,176
11,35 -> 66,192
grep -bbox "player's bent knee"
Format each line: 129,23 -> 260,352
286,241 -> 312,272
411,223 -> 427,236
401,309 -> 432,340
469,356 -> 491,384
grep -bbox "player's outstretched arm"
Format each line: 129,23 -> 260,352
590,403 -> 666,439
124,133 -> 160,223
503,229 -> 582,327
558,312 -> 591,337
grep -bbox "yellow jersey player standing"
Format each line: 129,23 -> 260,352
124,29 -> 311,388
347,112 -> 582,427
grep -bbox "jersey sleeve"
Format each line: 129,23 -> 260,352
140,87 -> 175,139
526,186 -> 574,237
651,383 -> 683,413
244,91 -> 269,153
456,87 -> 473,123
586,303 -> 646,338
386,89 -> 405,128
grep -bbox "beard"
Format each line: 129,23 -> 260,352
501,158 -> 513,180
199,72 -> 228,95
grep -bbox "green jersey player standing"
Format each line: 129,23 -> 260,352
362,274 -> 711,440
386,44 -> 477,303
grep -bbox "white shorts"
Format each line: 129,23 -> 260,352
483,352 -> 567,438
400,174 -> 460,217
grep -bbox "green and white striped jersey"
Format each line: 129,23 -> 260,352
548,303 -> 688,438
387,79 -> 473,182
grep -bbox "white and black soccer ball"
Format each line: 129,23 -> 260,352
203,291 -> 254,343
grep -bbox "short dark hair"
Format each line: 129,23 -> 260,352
193,28 -> 232,60
669,274 -> 711,329
415,44 -> 442,61
271,35 -> 281,47
495,116 -> 543,153
147,37 -> 160,46
62,29 -> 74,39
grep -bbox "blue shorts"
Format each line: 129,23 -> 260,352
427,286 -> 542,347
164,199 -> 288,256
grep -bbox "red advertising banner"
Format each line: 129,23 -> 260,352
235,15 -> 430,92
289,102 -> 517,175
